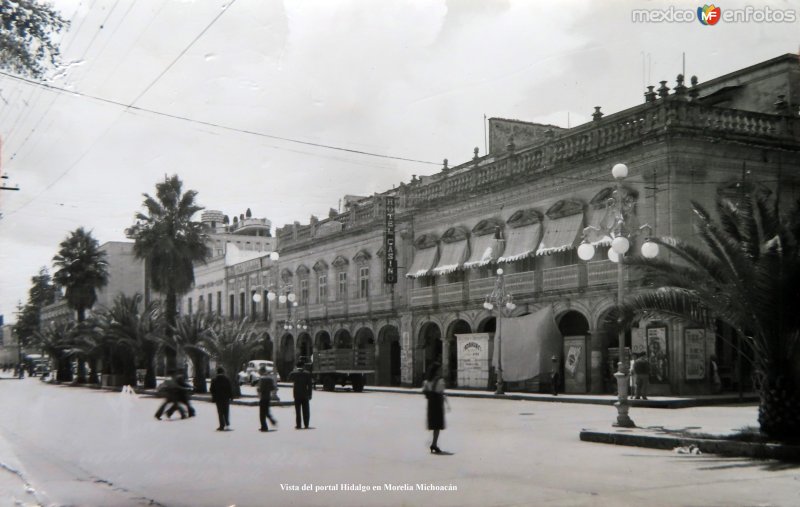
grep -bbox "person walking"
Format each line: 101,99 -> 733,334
289,361 -> 313,429
167,373 -> 195,418
210,366 -> 233,431
632,353 -> 651,400
257,365 -> 277,432
710,355 -> 722,394
422,362 -> 448,454
155,372 -> 187,420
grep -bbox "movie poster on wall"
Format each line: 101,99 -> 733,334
684,328 -> 707,380
646,326 -> 669,384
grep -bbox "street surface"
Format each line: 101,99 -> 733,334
0,377 -> 798,507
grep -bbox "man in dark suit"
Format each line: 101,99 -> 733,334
210,366 -> 233,431
257,365 -> 277,432
289,361 -> 313,429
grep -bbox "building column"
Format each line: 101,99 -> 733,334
400,314 -> 414,386
589,328 -> 604,394
442,338 -> 451,382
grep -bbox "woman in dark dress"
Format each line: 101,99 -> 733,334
424,363 -> 447,454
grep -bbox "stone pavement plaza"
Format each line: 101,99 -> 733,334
0,378 -> 798,507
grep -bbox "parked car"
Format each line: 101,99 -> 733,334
238,360 -> 276,386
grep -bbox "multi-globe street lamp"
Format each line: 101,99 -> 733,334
483,268 -> 517,395
577,163 -> 658,427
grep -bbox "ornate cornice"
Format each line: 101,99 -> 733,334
313,260 -> 328,272
332,255 -> 349,269
353,249 -> 372,264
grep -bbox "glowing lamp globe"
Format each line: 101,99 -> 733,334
506,302 -> 516,311
496,268 -> 504,276
641,241 -> 659,259
483,302 -> 493,310
611,236 -> 630,255
608,248 -> 620,263
279,294 -> 287,304
269,251 -> 279,261
611,163 -> 628,179
252,293 -> 262,303
267,291 -> 276,301
577,242 -> 595,261
288,293 -> 296,303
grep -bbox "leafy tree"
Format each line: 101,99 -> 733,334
0,0 -> 68,78
171,312 -> 214,393
614,183 -> 800,441
96,293 -> 162,388
12,267 -> 58,350
203,318 -> 259,398
52,227 -> 109,383
126,175 -> 210,372
34,320 -> 79,382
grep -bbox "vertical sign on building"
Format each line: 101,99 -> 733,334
384,196 -> 397,284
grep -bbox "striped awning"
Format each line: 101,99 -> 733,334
432,240 -> 468,275
406,247 -> 438,278
536,213 -> 584,255
497,223 -> 542,263
464,234 -> 503,269
586,207 -> 614,246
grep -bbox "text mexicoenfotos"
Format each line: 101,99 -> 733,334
280,483 -> 459,493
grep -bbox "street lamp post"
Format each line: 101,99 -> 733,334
483,268 -> 517,395
577,163 -> 659,427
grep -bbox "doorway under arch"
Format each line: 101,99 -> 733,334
418,322 -> 442,383
280,333 -> 295,380
334,329 -> 353,349
297,332 -> 313,363
377,325 -> 401,386
445,319 -> 471,387
315,330 -> 332,353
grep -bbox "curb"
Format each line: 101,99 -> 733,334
579,430 -> 800,462
360,386 -> 758,408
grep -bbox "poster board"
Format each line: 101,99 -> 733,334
456,333 -> 490,388
646,326 -> 669,384
684,328 -> 707,380
563,335 -> 587,393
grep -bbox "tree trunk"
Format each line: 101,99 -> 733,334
143,347 -> 157,389
88,357 -> 99,384
192,353 -> 208,393
56,354 -> 73,382
77,357 -> 87,383
226,360 -> 242,398
164,292 -> 178,372
758,375 -> 800,441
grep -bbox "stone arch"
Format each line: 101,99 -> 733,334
297,332 -> 313,361
418,321 -> 442,382
377,324 -> 401,386
261,332 -> 274,362
279,333 -> 295,380
556,310 -> 590,336
315,330 -> 332,352
333,328 -> 353,349
355,327 -> 375,348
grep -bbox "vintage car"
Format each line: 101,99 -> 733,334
237,360 -> 276,386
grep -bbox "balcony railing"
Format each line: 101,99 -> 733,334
327,300 -> 346,316
438,282 -> 464,304
506,271 -> 536,295
370,293 -> 393,312
307,303 -> 326,319
587,260 -> 617,286
468,276 -> 496,300
542,266 -> 579,291
410,286 -> 434,307
349,299 -> 368,315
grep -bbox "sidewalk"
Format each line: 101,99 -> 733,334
356,383 -> 759,409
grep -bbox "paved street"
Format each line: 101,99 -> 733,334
1,378 -> 798,507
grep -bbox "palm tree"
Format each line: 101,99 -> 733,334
52,227 -> 109,382
97,294 -> 163,388
127,175 -> 210,372
171,312 -> 215,393
34,321 -> 80,382
203,318 -> 260,398
614,182 -> 800,441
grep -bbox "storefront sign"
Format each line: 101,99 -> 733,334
684,328 -> 707,380
456,333 -> 490,388
384,196 -> 397,284
646,326 -> 669,384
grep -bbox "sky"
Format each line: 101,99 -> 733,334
0,0 -> 797,322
